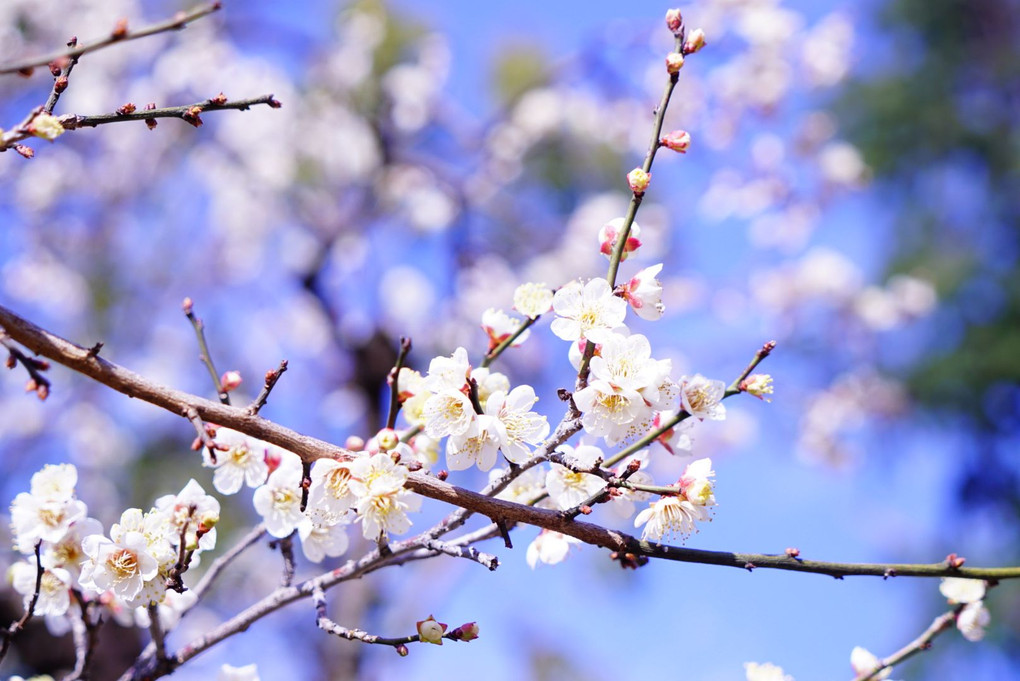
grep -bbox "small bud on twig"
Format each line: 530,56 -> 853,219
111,18 -> 129,40
665,9 -> 683,34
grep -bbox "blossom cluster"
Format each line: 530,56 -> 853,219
7,463 -> 216,634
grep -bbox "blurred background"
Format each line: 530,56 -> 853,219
1,0 -> 1018,678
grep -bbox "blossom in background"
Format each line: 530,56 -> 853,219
679,374 -> 727,421
546,445 -> 606,509
10,463 -> 88,551
957,601 -> 991,642
471,367 -> 511,409
491,465 -> 547,506
423,346 -> 471,393
513,282 -> 554,318
651,411 -> 694,456
526,530 -> 582,568
598,218 -> 641,261
481,307 -> 530,349
550,278 -> 628,344
395,367 -> 430,427
297,509 -> 351,563
348,453 -> 421,540
252,451 -> 306,538
134,589 -> 198,631
849,646 -> 891,680
206,427 -> 270,495
621,264 -> 665,321
744,662 -> 794,681
8,560 -> 72,617
939,577 -> 986,604
484,385 -> 550,464
45,516 -> 103,580
218,664 -> 260,681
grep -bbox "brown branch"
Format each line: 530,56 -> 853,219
0,2 -> 223,76
385,337 -> 412,429
0,542 -> 43,664
58,95 -> 281,131
3,303 -> 1019,582
247,360 -> 288,416
182,298 -> 229,405
851,605 -> 962,681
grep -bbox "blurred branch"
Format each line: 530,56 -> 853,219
0,2 -> 222,76
851,605 -> 963,681
0,542 -> 43,664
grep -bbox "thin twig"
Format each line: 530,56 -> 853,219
312,587 -> 418,649
480,316 -> 538,368
182,298 -> 228,405
851,605 -> 962,681
147,604 -> 168,664
419,538 -> 499,571
0,542 -> 44,663
0,2 -> 223,75
1,333 -> 51,400
59,95 -> 281,131
246,360 -> 289,416
43,49 -> 79,114
385,337 -> 412,429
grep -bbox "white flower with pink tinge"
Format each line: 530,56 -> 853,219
621,263 -> 665,321
550,278 -> 628,344
526,529 -> 582,568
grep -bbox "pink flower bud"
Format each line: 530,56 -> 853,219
627,168 -> 651,194
661,130 -> 691,153
665,52 -> 685,75
345,435 -> 366,451
220,370 -> 243,392
264,448 -> 283,475
395,644 -> 409,657
665,9 -> 683,33
598,217 -> 642,261
416,615 -> 448,645
684,28 -> 707,54
452,622 -> 480,641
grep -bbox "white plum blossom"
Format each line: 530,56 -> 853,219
446,414 -> 502,472
546,445 -> 606,510
423,388 -> 476,439
471,367 -> 511,409
308,459 -> 357,515
481,308 -> 529,349
744,662 -> 794,681
9,560 -> 72,617
491,465 -> 548,506
634,458 -> 715,542
252,452 -> 306,538
396,367 -> 430,427
423,346 -> 471,392
957,601 -> 991,642
206,427 -> 271,495
680,374 -> 727,421
10,464 -> 88,551
79,530 -> 161,607
134,589 -> 198,631
939,577 -> 986,604
297,510 -> 351,563
484,385 -> 550,463
513,282 -> 554,318
651,411 -> 694,456
154,479 -> 221,553
526,530 -> 582,568
573,379 -> 651,445
598,217 -> 641,261
44,517 -> 103,580
849,646 -> 891,680
621,263 -> 665,321
348,453 -> 421,540
219,664 -> 261,681
550,278 -> 628,344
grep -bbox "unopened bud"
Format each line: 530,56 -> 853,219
664,9 -> 683,33
53,76 -> 68,93
665,52 -> 685,75
181,297 -> 193,314
416,615 -> 447,645
111,18 -> 128,40
264,448 -> 283,475
220,370 -> 243,392
451,622 -> 479,641
626,168 -> 650,194
376,428 -> 399,451
14,144 -> 35,158
211,92 -> 228,105
35,383 -> 49,401
661,130 -> 691,153
182,106 -> 203,127
117,102 -> 136,115
395,644 -> 409,657
345,435 -> 365,451
684,28 -> 707,54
